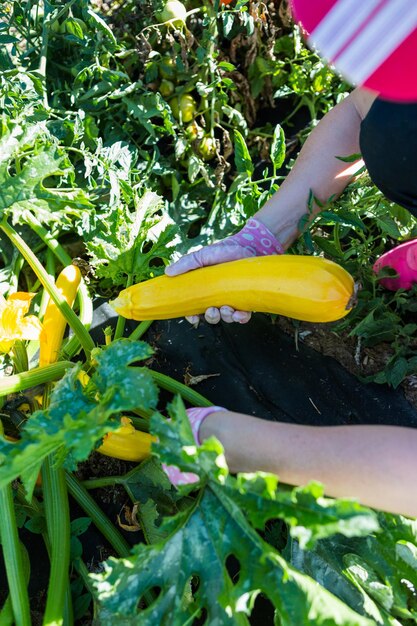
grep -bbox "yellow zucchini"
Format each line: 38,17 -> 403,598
39,264 -> 82,366
111,255 -> 356,323
76,372 -> 154,463
98,417 -> 156,462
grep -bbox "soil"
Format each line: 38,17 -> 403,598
273,316 -> 417,411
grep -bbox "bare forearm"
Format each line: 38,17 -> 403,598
255,89 -> 374,249
200,411 -> 417,517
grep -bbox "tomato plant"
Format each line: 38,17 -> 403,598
169,93 -> 198,122
156,0 -> 187,24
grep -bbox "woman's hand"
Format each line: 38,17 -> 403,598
165,218 -> 283,324
162,406 -> 226,485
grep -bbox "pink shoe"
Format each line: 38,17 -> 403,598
373,239 -> 417,291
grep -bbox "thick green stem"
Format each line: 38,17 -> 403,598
11,340 -> 28,374
0,219 -> 94,360
39,248 -> 56,319
0,361 -> 74,397
41,458 -> 72,626
128,320 -> 153,341
149,370 -> 213,407
0,543 -> 30,626
17,484 -> 77,624
65,473 -> 131,557
8,255 -> 25,293
22,211 -> 93,337
80,476 -> 125,490
0,454 -> 31,626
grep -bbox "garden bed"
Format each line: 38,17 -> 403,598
2,0 -> 417,624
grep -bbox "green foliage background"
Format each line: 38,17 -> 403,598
1,0 -> 417,625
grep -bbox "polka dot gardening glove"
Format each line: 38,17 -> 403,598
162,406 -> 226,486
165,218 -> 284,324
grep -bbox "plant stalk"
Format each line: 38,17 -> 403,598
0,219 -> 94,360
81,476 -> 125,490
65,472 -> 131,557
23,211 -> 93,336
41,458 -> 72,626
0,361 -> 74,396
0,421 -> 31,626
128,320 -> 153,341
149,370 -> 213,407
114,274 -> 134,341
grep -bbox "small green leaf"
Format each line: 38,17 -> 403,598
0,34 -> 19,44
71,517 -> 92,537
385,357 -> 408,389
336,153 -> 362,163
234,130 -> 253,178
270,124 -> 285,169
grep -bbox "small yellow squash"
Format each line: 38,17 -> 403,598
98,417 -> 156,462
110,255 -> 356,324
39,265 -> 82,366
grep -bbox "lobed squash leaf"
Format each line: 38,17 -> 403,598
0,121 -> 93,225
91,397 -> 379,625
84,190 -> 180,285
0,340 -> 159,498
289,513 -> 417,625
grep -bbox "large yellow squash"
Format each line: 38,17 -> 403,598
110,255 -> 356,323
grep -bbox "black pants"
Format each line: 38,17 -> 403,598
360,98 -> 417,215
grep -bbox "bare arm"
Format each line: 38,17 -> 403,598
166,88 -> 378,324
256,87 -> 378,249
200,410 -> 417,517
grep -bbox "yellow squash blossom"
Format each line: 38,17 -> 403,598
0,292 -> 42,353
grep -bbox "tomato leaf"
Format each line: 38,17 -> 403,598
270,124 -> 286,169
234,130 -> 253,178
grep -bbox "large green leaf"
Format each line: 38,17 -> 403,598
84,190 -> 179,285
0,340 -> 159,497
227,475 -> 379,550
92,484 -> 375,626
0,121 -> 93,224
288,513 -> 417,624
0,365 -> 101,497
91,398 -> 378,625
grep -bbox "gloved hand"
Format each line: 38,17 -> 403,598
165,217 -> 284,324
162,406 -> 226,486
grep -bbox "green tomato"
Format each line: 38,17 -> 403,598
159,79 -> 175,97
185,121 -> 204,141
157,0 -> 187,24
60,17 -> 88,37
49,19 -> 61,33
198,136 -> 217,161
169,94 -> 197,123
159,57 -> 177,81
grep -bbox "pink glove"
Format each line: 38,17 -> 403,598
162,406 -> 225,486
165,218 -> 284,324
